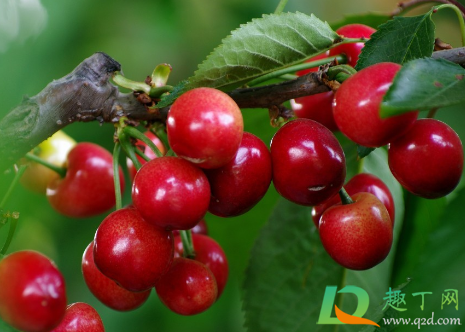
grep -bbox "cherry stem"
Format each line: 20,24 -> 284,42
123,126 -> 163,158
338,187 -> 354,205
152,123 -> 170,151
24,153 -> 67,178
179,230 -> 196,259
427,108 -> 438,118
433,4 -> 465,46
149,85 -> 174,99
112,142 -> 123,211
274,0 -> 289,14
112,72 -> 151,94
0,165 -> 28,210
134,148 -> 151,162
0,212 -> 19,255
119,132 -> 142,170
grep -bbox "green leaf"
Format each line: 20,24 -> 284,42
0,317 -> 20,332
156,80 -> 187,108
381,58 -> 465,117
355,11 -> 435,70
331,13 -> 391,30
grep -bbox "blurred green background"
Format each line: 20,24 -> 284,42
0,0 -> 464,331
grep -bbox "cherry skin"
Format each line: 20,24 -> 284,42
328,24 -> 376,67
172,218 -> 208,236
155,257 -> 218,315
174,234 -> 229,298
271,118 -> 346,206
319,192 -> 393,270
132,156 -> 211,230
93,207 -> 174,292
204,132 -> 272,217
46,142 -> 125,218
167,87 -> 244,169
333,62 -> 419,147
50,302 -> 104,332
312,173 -> 395,227
388,119 -> 464,199
127,130 -> 166,182
0,250 -> 67,332
82,241 -> 151,311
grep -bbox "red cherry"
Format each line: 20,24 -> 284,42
333,62 -> 419,147
174,234 -> 229,298
82,241 -> 151,311
155,257 -> 218,315
127,130 -> 166,181
271,119 -> 346,206
291,91 -> 338,131
46,142 -> 125,218
389,119 -> 464,198
167,87 -> 244,169
132,156 -> 210,230
0,251 -> 67,332
93,207 -> 174,292
172,218 -> 208,236
319,192 -> 393,270
205,132 -> 272,217
328,24 -> 376,67
312,173 -> 395,227
50,302 -> 104,332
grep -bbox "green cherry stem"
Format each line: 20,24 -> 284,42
112,142 -> 123,211
123,126 -> 163,158
134,148 -> 151,162
179,230 -> 196,259
149,85 -> 174,99
434,4 -> 465,46
24,153 -> 67,178
119,132 -> 143,170
0,165 -> 28,210
0,212 -> 19,255
338,187 -> 355,205
152,123 -> 170,151
112,73 -> 151,94
327,65 -> 358,83
274,0 -> 289,14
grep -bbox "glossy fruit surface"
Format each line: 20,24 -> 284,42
319,192 -> 393,270
312,173 -> 395,227
167,87 -> 244,169
21,130 -> 76,194
0,250 -> 67,332
333,62 -> 418,147
132,156 -> 210,230
172,218 -> 208,237
127,130 -> 166,181
50,302 -> 104,332
271,118 -> 346,206
82,241 -> 151,311
93,207 -> 174,292
328,24 -> 376,67
46,142 -> 125,218
389,119 -> 464,198
174,234 -> 228,298
155,257 -> 217,315
205,132 -> 272,217
291,91 -> 337,131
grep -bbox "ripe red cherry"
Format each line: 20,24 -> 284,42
174,234 -> 228,298
333,62 -> 419,147
155,257 -> 218,315
46,142 -> 125,218
93,207 -> 174,292
50,302 -> 104,332
167,87 -> 244,169
388,119 -> 463,198
328,24 -> 376,67
127,130 -> 166,181
312,173 -> 395,227
172,218 -> 208,236
132,156 -> 210,230
0,251 -> 67,332
204,132 -> 272,217
319,192 -> 393,270
271,119 -> 346,206
82,241 -> 151,311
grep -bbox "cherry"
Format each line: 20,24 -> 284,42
82,241 -> 151,311
172,218 -> 208,237
319,192 -> 393,270
204,132 -> 272,217
270,118 -> 346,206
155,257 -> 217,315
132,156 -> 210,230
388,119 -> 464,199
50,302 -> 104,332
93,207 -> 174,292
312,173 -> 395,227
46,142 -> 125,218
127,130 -> 166,181
174,234 -> 228,298
333,62 -> 419,147
167,87 -> 244,169
328,24 -> 376,67
0,250 -> 67,332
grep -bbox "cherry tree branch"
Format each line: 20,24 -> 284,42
391,0 -> 465,17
